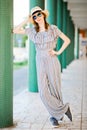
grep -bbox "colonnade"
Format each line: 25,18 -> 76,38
0,0 -> 79,128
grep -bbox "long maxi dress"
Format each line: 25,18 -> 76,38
25,25 -> 69,120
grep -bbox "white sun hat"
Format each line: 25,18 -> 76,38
29,6 -> 49,23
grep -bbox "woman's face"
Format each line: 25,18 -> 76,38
32,12 -> 45,24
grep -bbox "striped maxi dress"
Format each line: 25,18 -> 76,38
25,25 -> 69,120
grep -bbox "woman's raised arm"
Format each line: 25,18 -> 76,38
13,17 -> 30,34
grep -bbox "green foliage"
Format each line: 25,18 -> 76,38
13,60 -> 28,69
21,35 -> 28,47
13,34 -> 28,47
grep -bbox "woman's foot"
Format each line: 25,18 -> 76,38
50,117 -> 59,126
65,107 -> 72,121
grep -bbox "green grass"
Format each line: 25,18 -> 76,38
13,60 -> 28,69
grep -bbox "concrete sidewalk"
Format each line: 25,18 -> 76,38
1,59 -> 87,130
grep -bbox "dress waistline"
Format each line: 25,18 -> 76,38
36,49 -> 50,57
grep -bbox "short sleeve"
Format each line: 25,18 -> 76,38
25,27 -> 36,42
51,25 -> 62,38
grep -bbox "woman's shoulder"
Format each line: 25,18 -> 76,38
50,24 -> 58,29
50,24 -> 62,36
50,24 -> 62,32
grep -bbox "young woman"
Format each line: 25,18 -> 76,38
13,6 -> 72,126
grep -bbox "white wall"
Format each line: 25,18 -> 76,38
13,0 -> 29,26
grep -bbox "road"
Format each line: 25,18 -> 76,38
13,66 -> 28,96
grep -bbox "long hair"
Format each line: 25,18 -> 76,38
33,13 -> 49,32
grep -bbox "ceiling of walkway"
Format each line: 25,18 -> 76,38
65,0 -> 87,30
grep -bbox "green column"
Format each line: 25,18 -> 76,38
66,13 -> 75,65
68,15 -> 72,64
72,22 -> 75,60
74,26 -> 79,59
45,0 -> 57,24
62,2 -> 67,69
66,10 -> 70,66
70,20 -> 75,61
57,0 -> 63,71
0,0 -> 13,128
68,16 -> 72,63
28,0 -> 44,92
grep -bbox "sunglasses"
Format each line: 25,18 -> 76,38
32,12 -> 42,20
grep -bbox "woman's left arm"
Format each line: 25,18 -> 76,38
49,32 -> 71,56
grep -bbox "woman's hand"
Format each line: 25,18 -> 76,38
13,15 -> 30,34
49,49 -> 60,56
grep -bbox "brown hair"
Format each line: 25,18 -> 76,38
33,12 -> 49,32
